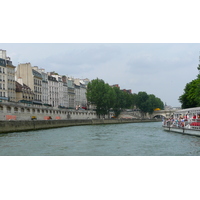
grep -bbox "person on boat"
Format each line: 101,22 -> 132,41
175,118 -> 179,127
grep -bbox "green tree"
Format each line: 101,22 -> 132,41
136,92 -> 149,117
135,92 -> 164,117
86,78 -> 165,118
123,92 -> 132,108
112,87 -> 123,117
146,94 -> 164,114
112,87 -> 133,117
179,76 -> 200,108
131,93 -> 138,109
103,83 -> 116,117
86,78 -> 116,118
146,94 -> 157,114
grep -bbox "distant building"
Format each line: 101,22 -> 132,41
16,79 -> 34,102
67,78 -> 75,108
0,58 -> 8,101
74,78 -> 88,108
48,75 -> 59,107
62,75 -> 68,107
111,84 -> 120,89
16,63 -> 42,103
0,50 -> 16,102
32,67 -> 49,105
122,89 -> 132,94
6,58 -> 16,102
51,74 -> 68,107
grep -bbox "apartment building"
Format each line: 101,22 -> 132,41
0,58 -> 8,101
6,58 -> 16,102
33,67 -> 49,105
51,74 -> 64,107
48,75 -> 59,107
74,83 -> 80,107
0,49 -> 16,102
16,63 -> 43,103
80,80 -> 87,107
67,78 -> 75,108
62,75 -> 68,107
74,78 -> 88,108
16,78 -> 34,102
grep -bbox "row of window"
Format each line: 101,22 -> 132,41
34,86 -> 41,92
34,79 -> 42,86
0,67 -> 5,74
0,83 -> 5,88
0,92 -> 6,97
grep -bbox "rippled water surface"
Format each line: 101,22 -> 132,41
1,122 -> 200,156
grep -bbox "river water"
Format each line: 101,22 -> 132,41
1,121 -> 200,156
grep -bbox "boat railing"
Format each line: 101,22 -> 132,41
163,119 -> 200,129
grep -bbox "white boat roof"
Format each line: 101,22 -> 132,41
174,107 -> 200,114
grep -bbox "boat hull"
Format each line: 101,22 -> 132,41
163,126 -> 200,137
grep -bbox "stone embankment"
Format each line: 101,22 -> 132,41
0,118 -> 160,134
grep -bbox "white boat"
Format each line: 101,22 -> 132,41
162,107 -> 200,137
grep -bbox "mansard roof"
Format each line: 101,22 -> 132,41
32,69 -> 42,79
0,58 -> 6,67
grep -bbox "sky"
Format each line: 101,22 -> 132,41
0,43 -> 199,107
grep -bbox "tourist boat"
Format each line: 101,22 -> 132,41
162,107 -> 200,137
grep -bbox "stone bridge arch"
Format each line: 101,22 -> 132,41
152,110 -> 175,119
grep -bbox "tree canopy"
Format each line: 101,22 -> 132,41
135,92 -> 164,117
86,78 -> 164,118
179,75 -> 200,108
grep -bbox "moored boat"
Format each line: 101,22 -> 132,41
162,107 -> 200,136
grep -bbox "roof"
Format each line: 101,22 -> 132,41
32,69 -> 42,79
48,75 -> 58,82
0,58 -> 6,67
16,81 -> 33,93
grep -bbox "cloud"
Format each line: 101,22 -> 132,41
1,43 -> 200,106
43,44 -> 122,74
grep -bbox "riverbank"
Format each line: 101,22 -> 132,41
0,118 -> 161,134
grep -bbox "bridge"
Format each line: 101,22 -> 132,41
152,109 -> 178,118
120,109 -> 179,119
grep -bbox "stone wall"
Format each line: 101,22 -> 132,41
0,118 -> 159,134
0,102 -> 101,120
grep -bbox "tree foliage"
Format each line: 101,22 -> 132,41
135,92 -> 164,117
86,78 -> 164,118
179,75 -> 200,108
86,78 -> 114,117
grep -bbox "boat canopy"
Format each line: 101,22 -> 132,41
174,107 -> 200,118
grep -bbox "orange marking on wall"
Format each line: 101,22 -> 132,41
6,115 -> 16,120
44,116 -> 52,120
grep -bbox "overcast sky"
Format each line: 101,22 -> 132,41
0,43 -> 199,107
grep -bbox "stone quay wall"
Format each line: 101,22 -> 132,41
0,118 -> 159,134
0,102 -> 103,120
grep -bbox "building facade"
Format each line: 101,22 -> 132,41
6,58 -> 16,102
62,76 -> 68,107
48,75 -> 59,107
16,80 -> 34,102
33,67 -> 49,105
0,58 -> 8,102
16,63 -> 43,103
67,78 -> 75,108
